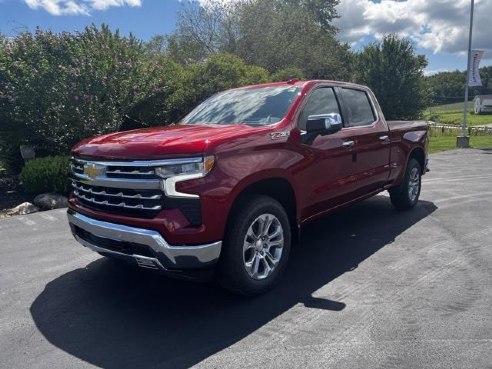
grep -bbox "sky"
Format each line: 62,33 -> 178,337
0,0 -> 491,75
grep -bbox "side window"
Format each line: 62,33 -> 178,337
341,88 -> 376,127
298,88 -> 341,131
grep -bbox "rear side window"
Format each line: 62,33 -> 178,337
298,88 -> 341,131
341,88 -> 376,127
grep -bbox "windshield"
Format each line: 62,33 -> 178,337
182,86 -> 301,126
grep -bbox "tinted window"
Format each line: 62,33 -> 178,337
182,86 -> 301,126
298,88 -> 341,130
342,89 -> 376,127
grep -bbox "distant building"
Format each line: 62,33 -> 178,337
474,95 -> 492,114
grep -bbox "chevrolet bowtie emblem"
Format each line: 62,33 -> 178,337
84,163 -> 105,179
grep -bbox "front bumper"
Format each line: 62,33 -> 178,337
67,209 -> 222,271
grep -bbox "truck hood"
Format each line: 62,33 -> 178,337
71,124 -> 257,159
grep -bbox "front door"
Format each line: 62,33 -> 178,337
294,86 -> 360,222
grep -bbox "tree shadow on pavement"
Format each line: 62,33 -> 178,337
30,196 -> 436,369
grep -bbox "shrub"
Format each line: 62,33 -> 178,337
20,156 -> 70,195
0,25 -> 180,157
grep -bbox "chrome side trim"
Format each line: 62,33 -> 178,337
163,173 -> 203,199
67,210 -> 222,266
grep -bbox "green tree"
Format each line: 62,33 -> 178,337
472,66 -> 492,96
284,0 -> 340,31
168,53 -> 270,120
166,0 -> 239,64
424,70 -> 464,105
271,67 -> 305,82
168,0 -> 350,79
235,0 -> 350,78
425,66 -> 492,105
355,34 -> 430,120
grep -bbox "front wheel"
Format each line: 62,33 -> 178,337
389,158 -> 422,210
217,195 -> 291,296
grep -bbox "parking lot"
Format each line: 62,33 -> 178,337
1,149 -> 491,369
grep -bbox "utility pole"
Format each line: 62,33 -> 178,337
457,0 -> 475,148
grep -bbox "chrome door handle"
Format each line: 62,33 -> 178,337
379,135 -> 389,142
342,140 -> 355,148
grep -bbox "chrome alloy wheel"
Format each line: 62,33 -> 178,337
243,213 -> 284,280
408,167 -> 420,202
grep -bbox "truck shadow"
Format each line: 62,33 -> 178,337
30,196 -> 436,369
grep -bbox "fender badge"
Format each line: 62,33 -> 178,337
270,131 -> 290,140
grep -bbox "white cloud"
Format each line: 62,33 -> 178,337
25,0 -> 89,15
334,0 -> 492,57
90,0 -> 142,11
24,0 -> 143,16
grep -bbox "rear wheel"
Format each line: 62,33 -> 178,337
217,195 -> 291,296
389,158 -> 422,210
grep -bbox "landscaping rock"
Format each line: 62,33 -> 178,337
8,202 -> 39,215
34,193 -> 68,210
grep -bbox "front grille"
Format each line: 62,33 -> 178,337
71,159 -> 158,180
70,157 -> 202,224
72,182 -> 164,218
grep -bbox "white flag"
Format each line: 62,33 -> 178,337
468,50 -> 484,87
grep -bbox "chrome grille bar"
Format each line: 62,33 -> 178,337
105,169 -> 155,176
72,183 -> 162,200
75,191 -> 162,211
71,157 -> 201,168
71,172 -> 161,190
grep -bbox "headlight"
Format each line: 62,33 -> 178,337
155,162 -> 202,178
155,155 -> 215,198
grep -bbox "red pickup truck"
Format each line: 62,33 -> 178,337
67,80 -> 428,295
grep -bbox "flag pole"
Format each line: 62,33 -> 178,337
457,0 -> 475,148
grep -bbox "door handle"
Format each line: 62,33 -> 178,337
342,140 -> 355,148
379,135 -> 390,143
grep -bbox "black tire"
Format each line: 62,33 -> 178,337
217,195 -> 291,296
389,158 -> 422,210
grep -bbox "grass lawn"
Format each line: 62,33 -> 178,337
424,102 -> 492,126
429,134 -> 492,153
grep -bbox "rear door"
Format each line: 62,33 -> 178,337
338,87 -> 391,194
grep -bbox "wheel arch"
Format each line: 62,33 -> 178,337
408,147 -> 426,174
226,177 -> 299,243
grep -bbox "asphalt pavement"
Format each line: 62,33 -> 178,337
1,149 -> 492,369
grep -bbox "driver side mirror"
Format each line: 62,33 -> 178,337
305,113 -> 343,135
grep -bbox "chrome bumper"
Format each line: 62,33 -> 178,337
67,209 -> 222,271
